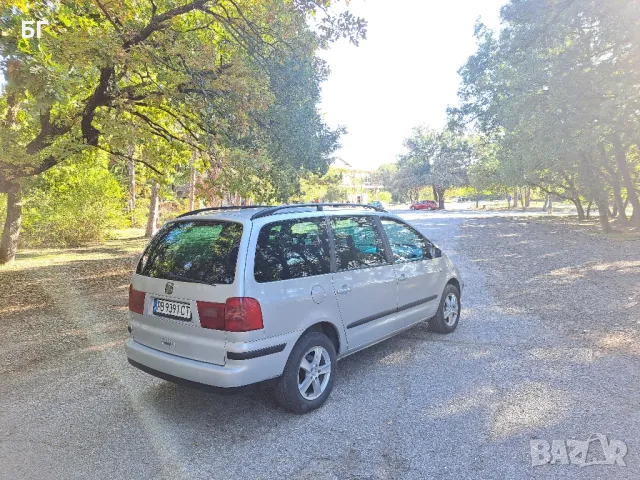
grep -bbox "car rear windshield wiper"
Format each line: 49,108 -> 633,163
164,273 -> 210,285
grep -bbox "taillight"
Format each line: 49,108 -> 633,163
128,284 -> 145,314
197,301 -> 226,330
225,297 -> 263,332
197,297 -> 263,332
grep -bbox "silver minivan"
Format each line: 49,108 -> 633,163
125,204 -> 463,413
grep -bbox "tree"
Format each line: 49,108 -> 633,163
452,0 -> 640,230
370,163 -> 407,203
397,126 -> 472,208
298,168 -> 344,202
0,0 -> 366,262
428,130 -> 473,208
146,180 -> 160,237
395,127 -> 436,202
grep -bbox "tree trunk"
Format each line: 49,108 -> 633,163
572,198 -> 585,220
127,142 -> 136,222
611,136 -> 640,225
145,181 -> 160,237
519,188 -> 525,208
513,189 -> 518,210
586,200 -> 593,219
435,187 -> 446,209
0,184 -> 23,264
610,177 -> 627,222
542,194 -> 549,210
580,151 -> 612,232
524,187 -> 531,207
189,151 -> 197,211
594,196 -> 613,233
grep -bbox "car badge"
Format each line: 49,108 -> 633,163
165,282 -> 174,295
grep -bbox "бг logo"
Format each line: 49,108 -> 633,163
165,282 -> 174,295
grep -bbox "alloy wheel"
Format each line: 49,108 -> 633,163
298,346 -> 331,400
443,293 -> 459,326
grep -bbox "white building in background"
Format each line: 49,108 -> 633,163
332,159 -> 384,204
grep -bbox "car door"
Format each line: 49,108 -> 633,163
245,214 -> 345,343
329,215 -> 399,351
380,217 -> 443,325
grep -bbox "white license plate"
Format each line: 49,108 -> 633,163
153,298 -> 192,320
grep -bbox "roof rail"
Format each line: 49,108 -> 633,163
250,203 -> 384,220
176,205 -> 271,219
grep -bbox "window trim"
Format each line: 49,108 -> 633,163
327,214 -> 392,273
379,216 -> 435,264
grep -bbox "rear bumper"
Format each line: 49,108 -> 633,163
127,358 -> 277,394
125,337 -> 289,389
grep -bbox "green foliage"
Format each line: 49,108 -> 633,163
375,191 -> 392,203
393,127 -> 473,203
21,162 -> 126,247
130,197 -> 151,229
297,169 -> 344,202
324,184 -> 348,202
369,164 -> 408,203
0,0 -> 366,261
452,0 -> 640,226
395,126 -> 435,194
0,0 -> 364,190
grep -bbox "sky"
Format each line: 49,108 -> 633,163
319,0 -> 506,171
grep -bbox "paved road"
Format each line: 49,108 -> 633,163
1,209 -> 637,479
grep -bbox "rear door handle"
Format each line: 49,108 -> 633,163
336,285 -> 351,295
398,274 -> 408,282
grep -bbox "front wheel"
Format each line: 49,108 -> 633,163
274,331 -> 336,414
429,284 -> 461,333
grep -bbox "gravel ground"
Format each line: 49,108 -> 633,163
0,210 -> 638,479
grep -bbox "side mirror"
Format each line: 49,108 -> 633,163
429,245 -> 442,259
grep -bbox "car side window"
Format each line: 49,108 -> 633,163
254,217 -> 331,283
381,218 -> 432,263
330,216 -> 388,271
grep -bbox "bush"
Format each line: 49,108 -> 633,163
376,191 -> 393,203
129,197 -> 150,229
22,163 -> 126,247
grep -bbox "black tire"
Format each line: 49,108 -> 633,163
429,284 -> 461,334
273,331 -> 337,414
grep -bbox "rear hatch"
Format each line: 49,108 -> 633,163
130,219 -> 245,366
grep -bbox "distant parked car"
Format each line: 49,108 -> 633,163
410,200 -> 438,211
368,200 -> 385,210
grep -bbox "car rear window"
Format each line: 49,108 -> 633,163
137,220 -> 243,285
